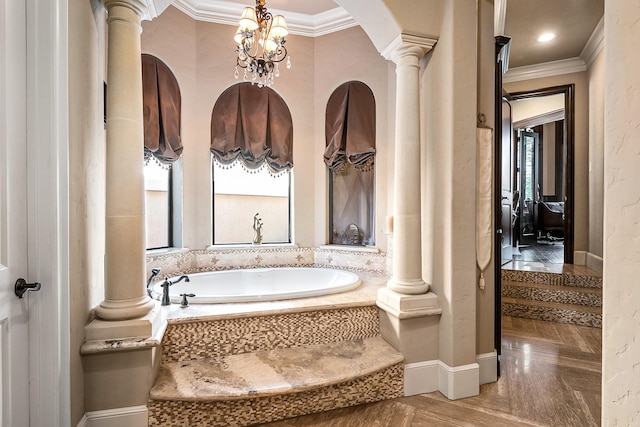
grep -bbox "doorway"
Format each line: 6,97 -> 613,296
503,85 -> 575,266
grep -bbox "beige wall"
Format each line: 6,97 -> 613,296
587,51 -> 604,259
511,93 -> 564,124
68,0 -> 107,424
505,72 -> 590,254
141,7 -> 392,250
603,0 -> 640,421
423,0 -> 479,367
475,0 -> 497,359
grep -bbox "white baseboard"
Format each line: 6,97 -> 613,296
476,351 -> 498,385
574,251 -> 587,265
438,361 -> 479,400
586,252 -> 603,274
405,357 -> 490,398
79,406 -> 147,427
573,251 -> 603,274
404,360 -> 439,396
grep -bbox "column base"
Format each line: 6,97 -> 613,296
377,287 -> 441,319
86,303 -> 163,341
377,288 -> 442,365
94,294 -> 156,321
387,277 -> 430,295
83,304 -> 165,412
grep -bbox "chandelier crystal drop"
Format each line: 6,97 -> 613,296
234,0 -> 291,88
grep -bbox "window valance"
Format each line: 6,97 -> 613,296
211,83 -> 293,173
324,81 -> 376,172
142,54 -> 183,165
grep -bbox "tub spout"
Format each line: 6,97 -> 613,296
160,275 -> 190,306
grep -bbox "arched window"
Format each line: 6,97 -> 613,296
325,81 -> 376,246
211,83 -> 293,244
141,54 -> 183,249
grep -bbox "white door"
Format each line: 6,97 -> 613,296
0,1 -> 31,426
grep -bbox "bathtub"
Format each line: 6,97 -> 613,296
151,267 -> 361,304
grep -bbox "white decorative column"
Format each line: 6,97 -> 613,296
82,1 -> 162,415
382,34 -> 435,296
95,0 -> 155,321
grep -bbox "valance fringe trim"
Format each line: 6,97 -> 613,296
212,157 -> 290,178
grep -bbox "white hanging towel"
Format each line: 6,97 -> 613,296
476,127 -> 493,290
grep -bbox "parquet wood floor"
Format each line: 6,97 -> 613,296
261,316 -> 602,427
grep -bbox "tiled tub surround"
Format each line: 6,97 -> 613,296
146,246 -> 387,281
146,253 -> 405,427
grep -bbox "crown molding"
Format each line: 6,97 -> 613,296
171,0 -> 358,37
144,0 -> 174,19
504,57 -> 586,83
580,16 -> 604,68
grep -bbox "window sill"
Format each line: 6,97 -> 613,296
206,243 -> 299,250
318,245 -> 380,253
146,247 -> 189,256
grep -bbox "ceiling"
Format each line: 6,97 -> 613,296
184,0 -> 604,70
504,0 -> 604,68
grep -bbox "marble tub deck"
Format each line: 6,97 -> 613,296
156,270 -> 388,323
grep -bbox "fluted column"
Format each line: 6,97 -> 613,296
384,35 -> 436,295
95,0 -> 155,320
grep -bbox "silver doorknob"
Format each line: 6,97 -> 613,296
15,278 -> 41,298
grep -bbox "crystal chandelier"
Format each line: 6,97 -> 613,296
234,0 -> 291,87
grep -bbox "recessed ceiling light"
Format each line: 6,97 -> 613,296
537,32 -> 556,43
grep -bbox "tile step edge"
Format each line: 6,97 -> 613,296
150,336 -> 403,402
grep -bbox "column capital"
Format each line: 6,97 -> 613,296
102,0 -> 150,19
381,33 -> 438,64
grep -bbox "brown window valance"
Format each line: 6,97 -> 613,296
211,82 -> 293,174
324,81 -> 376,172
142,54 -> 183,165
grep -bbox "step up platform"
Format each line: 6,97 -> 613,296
502,265 -> 602,328
503,297 -> 601,328
502,280 -> 602,308
148,337 -> 403,426
502,268 -> 602,288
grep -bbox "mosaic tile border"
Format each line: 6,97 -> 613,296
161,305 -> 381,362
502,283 -> 602,308
502,302 -> 602,328
148,363 -> 403,427
501,269 -> 603,288
147,246 -> 387,281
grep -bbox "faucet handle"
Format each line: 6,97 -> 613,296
180,293 -> 196,308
